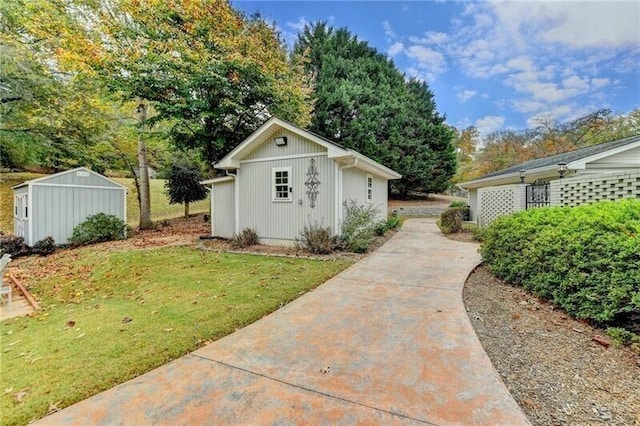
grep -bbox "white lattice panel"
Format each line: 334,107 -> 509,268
551,171 -> 640,207
478,185 -> 526,227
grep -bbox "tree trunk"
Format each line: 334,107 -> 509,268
136,101 -> 153,230
184,201 -> 190,218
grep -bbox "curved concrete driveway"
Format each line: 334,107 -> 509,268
38,219 -> 529,425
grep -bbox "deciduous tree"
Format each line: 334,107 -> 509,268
87,0 -> 311,169
165,154 -> 208,218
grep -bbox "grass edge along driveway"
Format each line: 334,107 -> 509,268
0,246 -> 351,426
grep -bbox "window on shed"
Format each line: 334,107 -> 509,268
366,174 -> 373,202
272,167 -> 292,202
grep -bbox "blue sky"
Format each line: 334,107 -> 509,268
234,1 -> 640,135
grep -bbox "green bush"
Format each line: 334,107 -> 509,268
31,236 -> 56,256
386,212 -> 402,230
449,200 -> 468,208
230,227 -> 259,249
606,327 -> 640,346
340,200 -> 379,253
296,221 -> 337,254
471,225 -> 487,242
438,207 -> 467,234
69,213 -> 129,247
374,221 -> 388,236
480,199 -> 640,326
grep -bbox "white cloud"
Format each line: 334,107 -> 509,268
405,45 -> 446,75
409,31 -> 449,45
387,42 -> 404,57
491,1 -> 640,49
591,78 -> 610,89
476,116 -> 505,134
397,0 -> 635,128
525,103 -> 604,128
562,75 -> 589,91
511,99 -> 546,114
382,20 -> 397,40
405,67 -> 435,83
285,17 -> 308,32
457,90 -> 478,102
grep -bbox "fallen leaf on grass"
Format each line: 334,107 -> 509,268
48,401 -> 62,414
75,332 -> 85,339
14,389 -> 28,403
164,328 -> 173,332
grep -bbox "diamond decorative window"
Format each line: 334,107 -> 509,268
304,158 -> 321,208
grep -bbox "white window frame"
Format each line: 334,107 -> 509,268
272,167 -> 292,202
366,174 -> 373,203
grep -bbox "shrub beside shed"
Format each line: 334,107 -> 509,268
12,167 -> 127,245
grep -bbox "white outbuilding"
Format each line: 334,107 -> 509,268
12,167 -> 127,245
201,117 -> 402,246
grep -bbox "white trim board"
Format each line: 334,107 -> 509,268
31,183 -> 126,191
240,152 -> 327,164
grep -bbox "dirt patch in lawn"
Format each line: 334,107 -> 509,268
443,231 -> 476,243
463,266 -> 640,425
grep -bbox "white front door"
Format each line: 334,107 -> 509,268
14,194 -> 28,239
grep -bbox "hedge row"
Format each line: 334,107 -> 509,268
480,199 -> 640,326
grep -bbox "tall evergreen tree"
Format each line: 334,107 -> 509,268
294,23 -> 455,196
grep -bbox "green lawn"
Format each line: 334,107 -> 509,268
113,178 -> 209,225
0,173 -> 209,233
0,246 -> 351,425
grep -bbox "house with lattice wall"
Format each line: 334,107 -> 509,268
458,135 -> 640,227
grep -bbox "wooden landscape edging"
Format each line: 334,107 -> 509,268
9,273 -> 40,310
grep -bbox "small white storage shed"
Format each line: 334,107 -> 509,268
201,117 -> 402,246
12,167 -> 127,245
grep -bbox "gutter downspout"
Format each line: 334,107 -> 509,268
336,158 -> 358,236
226,170 -> 239,235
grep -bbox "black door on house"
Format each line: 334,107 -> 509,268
526,180 -> 550,209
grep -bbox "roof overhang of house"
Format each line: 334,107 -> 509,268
214,117 -> 401,180
458,137 -> 640,189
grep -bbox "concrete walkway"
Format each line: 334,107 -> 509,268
37,219 -> 530,425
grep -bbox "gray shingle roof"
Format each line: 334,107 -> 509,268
479,134 -> 640,179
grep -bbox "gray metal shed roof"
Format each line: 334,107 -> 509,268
479,134 -> 640,179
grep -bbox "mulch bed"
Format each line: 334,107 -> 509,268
463,266 -> 640,425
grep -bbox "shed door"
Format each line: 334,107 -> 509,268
14,194 -> 28,239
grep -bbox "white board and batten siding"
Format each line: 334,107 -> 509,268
242,129 -> 324,161
208,117 -> 401,246
240,154 -> 335,244
12,167 -> 126,245
212,179 -> 235,239
341,167 -> 388,223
